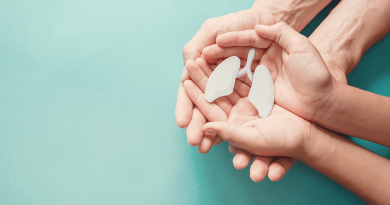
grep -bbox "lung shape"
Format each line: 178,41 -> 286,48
204,48 -> 274,118
248,65 -> 274,118
205,56 -> 240,102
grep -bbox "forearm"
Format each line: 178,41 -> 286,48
252,0 -> 332,32
316,82 -> 390,147
301,124 -> 390,204
309,0 -> 390,77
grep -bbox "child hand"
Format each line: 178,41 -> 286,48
183,58 -> 296,182
203,22 -> 337,121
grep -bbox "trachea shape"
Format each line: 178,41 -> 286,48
205,48 -> 274,118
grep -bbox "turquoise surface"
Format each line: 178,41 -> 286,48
1,0 -> 389,204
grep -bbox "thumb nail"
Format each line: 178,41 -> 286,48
204,129 -> 216,135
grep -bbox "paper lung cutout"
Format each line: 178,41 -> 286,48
204,48 -> 275,118
248,65 -> 274,118
205,56 -> 240,102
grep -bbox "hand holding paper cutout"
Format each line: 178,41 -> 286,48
184,58 -> 296,182
205,48 -> 275,118
203,22 -> 337,121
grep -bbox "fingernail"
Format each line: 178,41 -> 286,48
204,129 -> 216,134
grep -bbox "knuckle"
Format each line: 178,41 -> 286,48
203,18 -> 217,28
275,21 -> 288,28
183,44 -> 191,55
203,18 -> 222,33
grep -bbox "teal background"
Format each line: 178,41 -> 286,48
1,0 -> 389,204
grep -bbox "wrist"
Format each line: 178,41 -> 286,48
298,123 -> 336,164
252,0 -> 332,31
312,79 -> 344,125
310,37 -> 364,78
317,51 -> 349,84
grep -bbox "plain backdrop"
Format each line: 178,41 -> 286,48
1,0 -> 389,204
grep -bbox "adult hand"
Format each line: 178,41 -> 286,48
199,22 -> 337,175
204,22 -> 337,121
176,9 -> 277,153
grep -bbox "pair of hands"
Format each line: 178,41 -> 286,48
176,9 -> 340,182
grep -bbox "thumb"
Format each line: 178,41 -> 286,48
255,22 -> 313,54
203,122 -> 258,151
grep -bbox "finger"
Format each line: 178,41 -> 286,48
268,157 -> 297,181
250,156 -> 274,182
259,43 -> 282,81
234,78 -> 251,97
197,132 -> 216,154
182,19 -> 220,81
216,29 -> 272,48
196,58 -> 214,77
185,60 -> 233,114
202,45 -> 265,61
204,58 -> 220,65
186,107 -> 206,146
213,136 -> 223,145
255,22 -> 313,54
228,144 -> 238,154
185,60 -> 209,92
203,122 -> 259,152
175,83 -> 193,128
183,80 -> 228,122
232,149 -> 253,170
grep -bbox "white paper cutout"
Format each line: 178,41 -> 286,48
205,48 -> 274,118
248,65 -> 274,118
205,56 -> 240,102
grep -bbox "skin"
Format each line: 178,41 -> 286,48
202,23 -> 390,205
200,0 -> 390,180
178,0 -> 390,182
184,58 -> 296,180
207,24 -> 390,148
176,0 -> 332,181
204,110 -> 390,205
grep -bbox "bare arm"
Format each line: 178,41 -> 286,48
253,0 -> 332,32
309,0 -> 390,84
177,0 -> 332,151
302,124 -> 390,204
309,0 -> 390,147
315,81 -> 390,148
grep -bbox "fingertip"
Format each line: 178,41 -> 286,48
184,60 -> 197,72
201,46 -> 212,59
213,136 -> 223,145
268,158 -> 296,181
202,45 -> 222,59
186,127 -> 203,147
228,144 -> 238,154
215,33 -> 230,46
195,57 -> 209,68
232,157 -> 247,170
250,166 -> 268,183
268,162 -> 286,181
232,150 -> 252,170
250,156 -> 271,182
197,133 -> 215,154
182,79 -> 192,89
176,116 -> 190,128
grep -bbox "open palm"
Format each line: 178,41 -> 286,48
203,22 -> 336,121
184,58 -> 296,182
